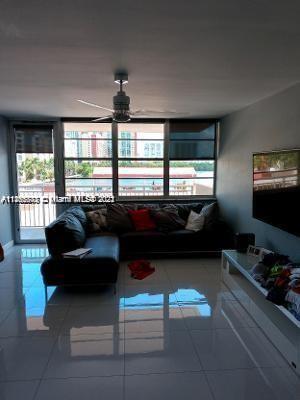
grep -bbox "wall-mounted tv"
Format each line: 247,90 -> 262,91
253,149 -> 300,237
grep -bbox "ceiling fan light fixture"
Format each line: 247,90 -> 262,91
113,110 -> 131,122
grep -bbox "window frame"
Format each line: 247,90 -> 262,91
62,119 -> 218,200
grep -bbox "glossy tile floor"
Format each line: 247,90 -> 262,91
0,246 -> 299,400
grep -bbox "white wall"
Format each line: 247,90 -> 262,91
217,83 -> 300,260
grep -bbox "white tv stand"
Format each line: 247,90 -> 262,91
222,250 -> 300,376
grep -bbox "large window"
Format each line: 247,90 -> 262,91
63,121 -> 216,199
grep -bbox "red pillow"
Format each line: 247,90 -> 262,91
128,209 -> 156,231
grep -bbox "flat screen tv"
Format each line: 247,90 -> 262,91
253,149 -> 300,237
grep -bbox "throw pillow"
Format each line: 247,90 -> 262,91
151,205 -> 185,232
86,209 -> 107,233
106,203 -> 136,233
176,203 -> 204,221
185,210 -> 205,232
128,209 -> 156,231
200,202 -> 219,229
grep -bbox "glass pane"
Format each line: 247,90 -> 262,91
118,140 -> 164,158
65,140 -> 112,158
16,153 -> 56,240
169,179 -> 214,196
118,123 -> 164,139
63,122 -> 112,139
65,179 -> 112,196
65,160 -> 112,178
170,161 -> 214,178
118,161 -> 163,178
119,179 -> 163,196
170,122 -> 215,140
169,140 -> 214,159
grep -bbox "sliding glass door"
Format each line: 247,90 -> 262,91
12,124 -> 57,242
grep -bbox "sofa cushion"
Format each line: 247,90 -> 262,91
67,206 -> 87,230
150,205 -> 185,232
41,234 -> 119,285
45,212 -> 86,257
106,203 -> 136,233
166,229 -> 219,251
119,230 -> 167,253
128,208 -> 156,231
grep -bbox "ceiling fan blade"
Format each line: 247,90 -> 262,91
131,109 -> 188,116
77,99 -> 114,113
92,116 -> 111,122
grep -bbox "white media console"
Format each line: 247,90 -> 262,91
222,250 -> 300,376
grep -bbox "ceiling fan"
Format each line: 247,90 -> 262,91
77,72 -> 187,122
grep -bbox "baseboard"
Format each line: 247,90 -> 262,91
3,240 -> 14,254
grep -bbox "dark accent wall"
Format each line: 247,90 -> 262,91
217,83 -> 300,261
0,116 -> 13,245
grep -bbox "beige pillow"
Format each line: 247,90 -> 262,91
185,210 -> 205,232
86,209 -> 107,232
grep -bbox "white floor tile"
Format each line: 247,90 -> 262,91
0,305 -> 68,338
124,284 -> 177,308
0,380 -> 39,400
191,326 -> 287,371
70,285 -> 124,306
123,261 -> 170,285
0,288 -> 24,312
125,371 -> 214,400
35,376 -> 123,400
60,305 -> 124,335
0,336 -> 56,381
44,333 -> 124,378
0,246 -> 297,398
124,330 -> 202,375
180,299 -> 255,331
206,367 -> 300,400
124,304 -> 186,333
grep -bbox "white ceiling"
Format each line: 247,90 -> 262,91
0,0 -> 299,119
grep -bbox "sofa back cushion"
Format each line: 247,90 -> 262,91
67,206 -> 87,230
150,205 -> 185,232
45,212 -> 86,256
86,208 -> 107,233
200,202 -> 219,230
176,203 -> 204,221
106,203 -> 137,233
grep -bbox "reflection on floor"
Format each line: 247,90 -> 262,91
0,246 -> 299,400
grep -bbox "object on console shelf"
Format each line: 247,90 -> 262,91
261,252 -> 290,267
249,261 -> 269,283
235,233 -> 255,253
286,288 -> 300,317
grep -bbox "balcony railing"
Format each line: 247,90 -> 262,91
19,181 -> 211,229
18,188 -> 56,228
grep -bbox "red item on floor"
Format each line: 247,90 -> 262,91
128,259 -> 155,280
